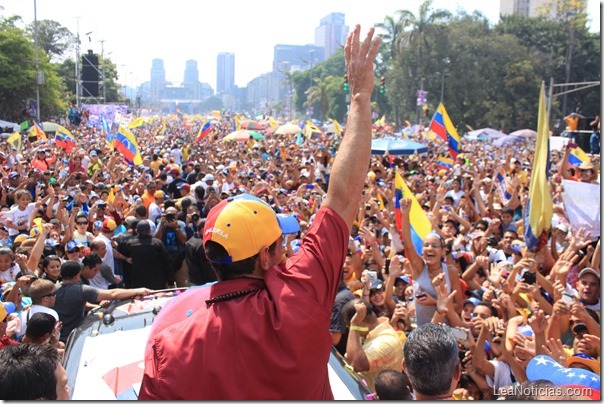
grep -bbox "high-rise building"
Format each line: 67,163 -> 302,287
314,12 -> 348,60
499,0 -> 574,18
150,58 -> 167,101
184,60 -> 199,84
216,52 -> 235,95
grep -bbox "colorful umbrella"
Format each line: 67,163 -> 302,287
240,120 -> 264,130
223,130 -> 264,142
509,129 -> 537,139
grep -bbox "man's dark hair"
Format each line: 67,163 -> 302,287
341,299 -> 374,325
501,206 -> 514,216
375,369 -> 411,400
476,302 -> 498,318
195,186 -> 205,199
204,238 -> 278,281
0,344 -> 62,399
25,312 -> 57,341
135,204 -> 147,218
164,200 -> 176,209
82,252 -> 103,269
403,323 -> 458,396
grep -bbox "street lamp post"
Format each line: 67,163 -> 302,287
33,0 -> 41,120
439,72 -> 448,104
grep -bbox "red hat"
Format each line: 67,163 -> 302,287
171,168 -> 180,175
203,194 -> 299,264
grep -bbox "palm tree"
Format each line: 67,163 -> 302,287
304,75 -> 337,121
376,15 -> 404,61
396,0 -> 451,79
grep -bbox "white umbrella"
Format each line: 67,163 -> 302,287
275,123 -> 302,135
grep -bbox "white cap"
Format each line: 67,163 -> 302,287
203,174 -> 215,182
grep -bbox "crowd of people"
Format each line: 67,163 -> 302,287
0,24 -> 601,400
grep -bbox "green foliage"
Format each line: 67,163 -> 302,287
26,20 -> 74,62
368,0 -> 600,132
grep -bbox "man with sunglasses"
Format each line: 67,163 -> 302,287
15,279 -> 59,342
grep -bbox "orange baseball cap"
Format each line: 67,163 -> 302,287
203,194 -> 300,264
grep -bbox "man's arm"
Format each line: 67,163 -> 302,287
322,26 -> 380,228
96,286 -> 152,301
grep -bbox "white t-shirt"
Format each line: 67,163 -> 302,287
170,149 -> 183,165
17,305 -> 59,340
4,202 -> 37,236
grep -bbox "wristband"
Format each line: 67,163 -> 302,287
350,325 -> 369,332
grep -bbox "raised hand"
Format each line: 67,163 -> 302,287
344,25 -> 381,100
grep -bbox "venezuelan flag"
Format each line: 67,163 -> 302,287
394,172 -> 432,255
429,103 -> 460,158
196,121 -> 212,142
437,156 -> 454,171
523,83 -> 553,252
115,125 -> 143,166
568,146 -> 590,167
495,167 -> 514,204
55,125 -> 76,153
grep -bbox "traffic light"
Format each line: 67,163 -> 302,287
343,74 -> 349,93
379,76 -> 386,94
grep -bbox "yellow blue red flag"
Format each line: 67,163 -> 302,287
429,103 -> 460,158
394,172 -> 432,255
437,156 -> 454,171
55,125 -> 76,153
523,83 -> 553,252
196,121 -> 212,142
115,126 -> 143,166
568,146 -> 590,167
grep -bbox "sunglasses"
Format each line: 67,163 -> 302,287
77,222 -> 88,225
43,293 -> 56,298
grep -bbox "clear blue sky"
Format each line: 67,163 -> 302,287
1,0 -> 600,89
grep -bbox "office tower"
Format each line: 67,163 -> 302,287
314,12 -> 348,60
150,58 -> 167,100
217,52 -> 235,95
184,60 -> 199,84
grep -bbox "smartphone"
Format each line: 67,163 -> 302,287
367,270 -> 378,280
448,326 -> 469,341
444,206 -> 451,212
522,271 -> 536,285
561,293 -> 575,306
306,184 -> 314,190
384,258 -> 391,275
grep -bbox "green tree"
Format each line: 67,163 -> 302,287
396,0 -> 451,80
305,75 -> 338,121
26,20 -> 74,62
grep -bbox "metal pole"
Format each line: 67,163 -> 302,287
75,18 -> 81,108
547,77 -> 554,121
100,39 -> 106,103
440,73 -> 445,104
34,0 -> 40,120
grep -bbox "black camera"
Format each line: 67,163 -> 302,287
165,213 -> 176,222
191,213 -> 200,222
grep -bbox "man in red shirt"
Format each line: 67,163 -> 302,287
138,25 -> 380,400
